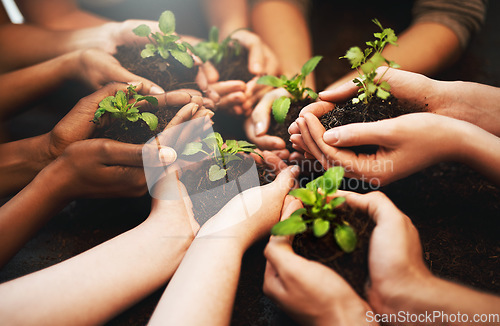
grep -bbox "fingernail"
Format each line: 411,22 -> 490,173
288,122 -> 297,135
255,122 -> 265,135
150,85 -> 165,95
191,104 -> 199,115
291,165 -> 300,174
159,147 -> 177,165
323,129 -> 339,144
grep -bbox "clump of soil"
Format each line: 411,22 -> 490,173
114,45 -> 199,92
214,47 -> 255,83
269,99 -> 313,153
293,205 -> 374,298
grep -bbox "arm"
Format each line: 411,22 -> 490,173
148,165 -> 300,325
346,191 -> 500,326
0,165 -> 195,325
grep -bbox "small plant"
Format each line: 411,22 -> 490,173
340,18 -> 400,104
92,85 -> 159,131
193,26 -> 243,65
257,56 -> 322,123
271,166 -> 357,253
133,10 -> 195,68
181,132 -> 261,181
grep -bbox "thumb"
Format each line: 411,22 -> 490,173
268,165 -> 300,197
252,88 -> 289,136
319,79 -> 359,103
323,120 -> 393,147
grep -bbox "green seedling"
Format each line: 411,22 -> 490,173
193,26 -> 243,64
340,18 -> 400,104
271,166 -> 357,253
257,56 -> 322,123
133,10 -> 195,68
182,132 -> 261,182
92,85 -> 159,131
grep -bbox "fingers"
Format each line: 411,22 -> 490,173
210,80 -> 246,96
98,139 -> 144,166
244,118 -> 287,150
158,146 -> 178,166
322,119 -> 393,147
269,165 -> 300,196
232,30 -> 265,75
262,150 -> 289,174
280,196 -> 304,222
200,61 -> 219,84
318,79 -> 359,103
299,101 -> 336,118
343,191 -> 404,226
252,88 -> 289,136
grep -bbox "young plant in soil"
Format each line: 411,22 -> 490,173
181,132 -> 261,182
92,85 -> 159,131
271,166 -> 357,253
194,26 -> 254,82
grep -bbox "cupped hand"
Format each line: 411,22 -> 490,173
263,196 -> 373,326
244,88 -> 289,150
293,112 -> 468,185
342,191 -> 432,315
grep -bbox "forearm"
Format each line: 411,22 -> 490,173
251,1 -> 314,86
149,237 -> 244,325
0,208 -> 192,325
203,0 -> 249,38
0,133 -> 53,197
0,52 -> 81,118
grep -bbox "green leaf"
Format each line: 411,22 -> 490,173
135,95 -> 159,106
372,18 -> 383,31
182,142 -> 204,156
328,197 -> 346,209
158,46 -> 170,60
115,91 -> 128,110
272,96 -> 291,124
384,28 -> 398,45
289,188 -> 317,206
133,24 -> 151,37
141,47 -> 156,58
140,112 -> 158,131
379,81 -> 391,91
257,75 -> 284,88
99,96 -> 116,111
304,88 -> 318,100
209,26 -> 219,43
377,87 -> 391,99
225,154 -> 242,164
127,112 -> 140,122
301,56 -> 322,76
225,139 -> 238,152
127,107 -> 140,114
209,165 -> 227,181
341,47 -> 364,68
237,140 -> 256,148
92,108 -> 106,122
320,167 -> 344,194
271,210 -> 307,236
159,10 -> 175,34
334,224 -> 357,253
170,48 -> 194,68
313,219 -> 330,237
213,132 -> 224,147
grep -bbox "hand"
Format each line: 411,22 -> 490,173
318,67 -> 500,137
76,49 -> 165,94
342,191 -> 432,315
196,165 -> 300,250
291,112 -> 472,185
209,80 -> 248,115
244,88 -> 289,150
263,196 -> 373,326
52,139 -> 148,200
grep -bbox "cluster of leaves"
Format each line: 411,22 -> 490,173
92,85 -> 159,131
257,56 -> 322,123
182,132 -> 261,181
340,18 -> 400,104
271,167 -> 357,253
194,26 -> 243,65
133,10 -> 195,68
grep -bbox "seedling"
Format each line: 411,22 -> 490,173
271,166 -> 357,253
181,132 -> 261,181
257,56 -> 322,123
92,85 -> 159,131
194,26 -> 243,64
133,10 -> 195,68
340,18 -> 400,104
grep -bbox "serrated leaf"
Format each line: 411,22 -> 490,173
334,224 -> 357,253
140,112 -> 158,131
384,28 -> 398,45
92,108 -> 106,122
209,26 -> 219,43
257,75 -> 284,88
159,10 -> 175,34
361,61 -> 376,75
289,188 -> 317,206
272,96 -> 291,124
313,219 -> 330,237
209,165 -> 227,181
99,96 -> 116,111
341,47 -> 364,68
115,91 -> 128,110
320,167 -> 344,194
133,24 -> 151,37
271,211 -> 307,236
170,48 -> 194,68
301,56 -> 322,76
182,142 -> 204,156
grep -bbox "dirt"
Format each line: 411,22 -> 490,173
114,45 -> 199,92
214,47 -> 255,83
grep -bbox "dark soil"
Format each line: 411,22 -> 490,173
114,45 -> 199,92
269,99 -> 313,153
293,205 -> 374,298
214,47 -> 255,83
